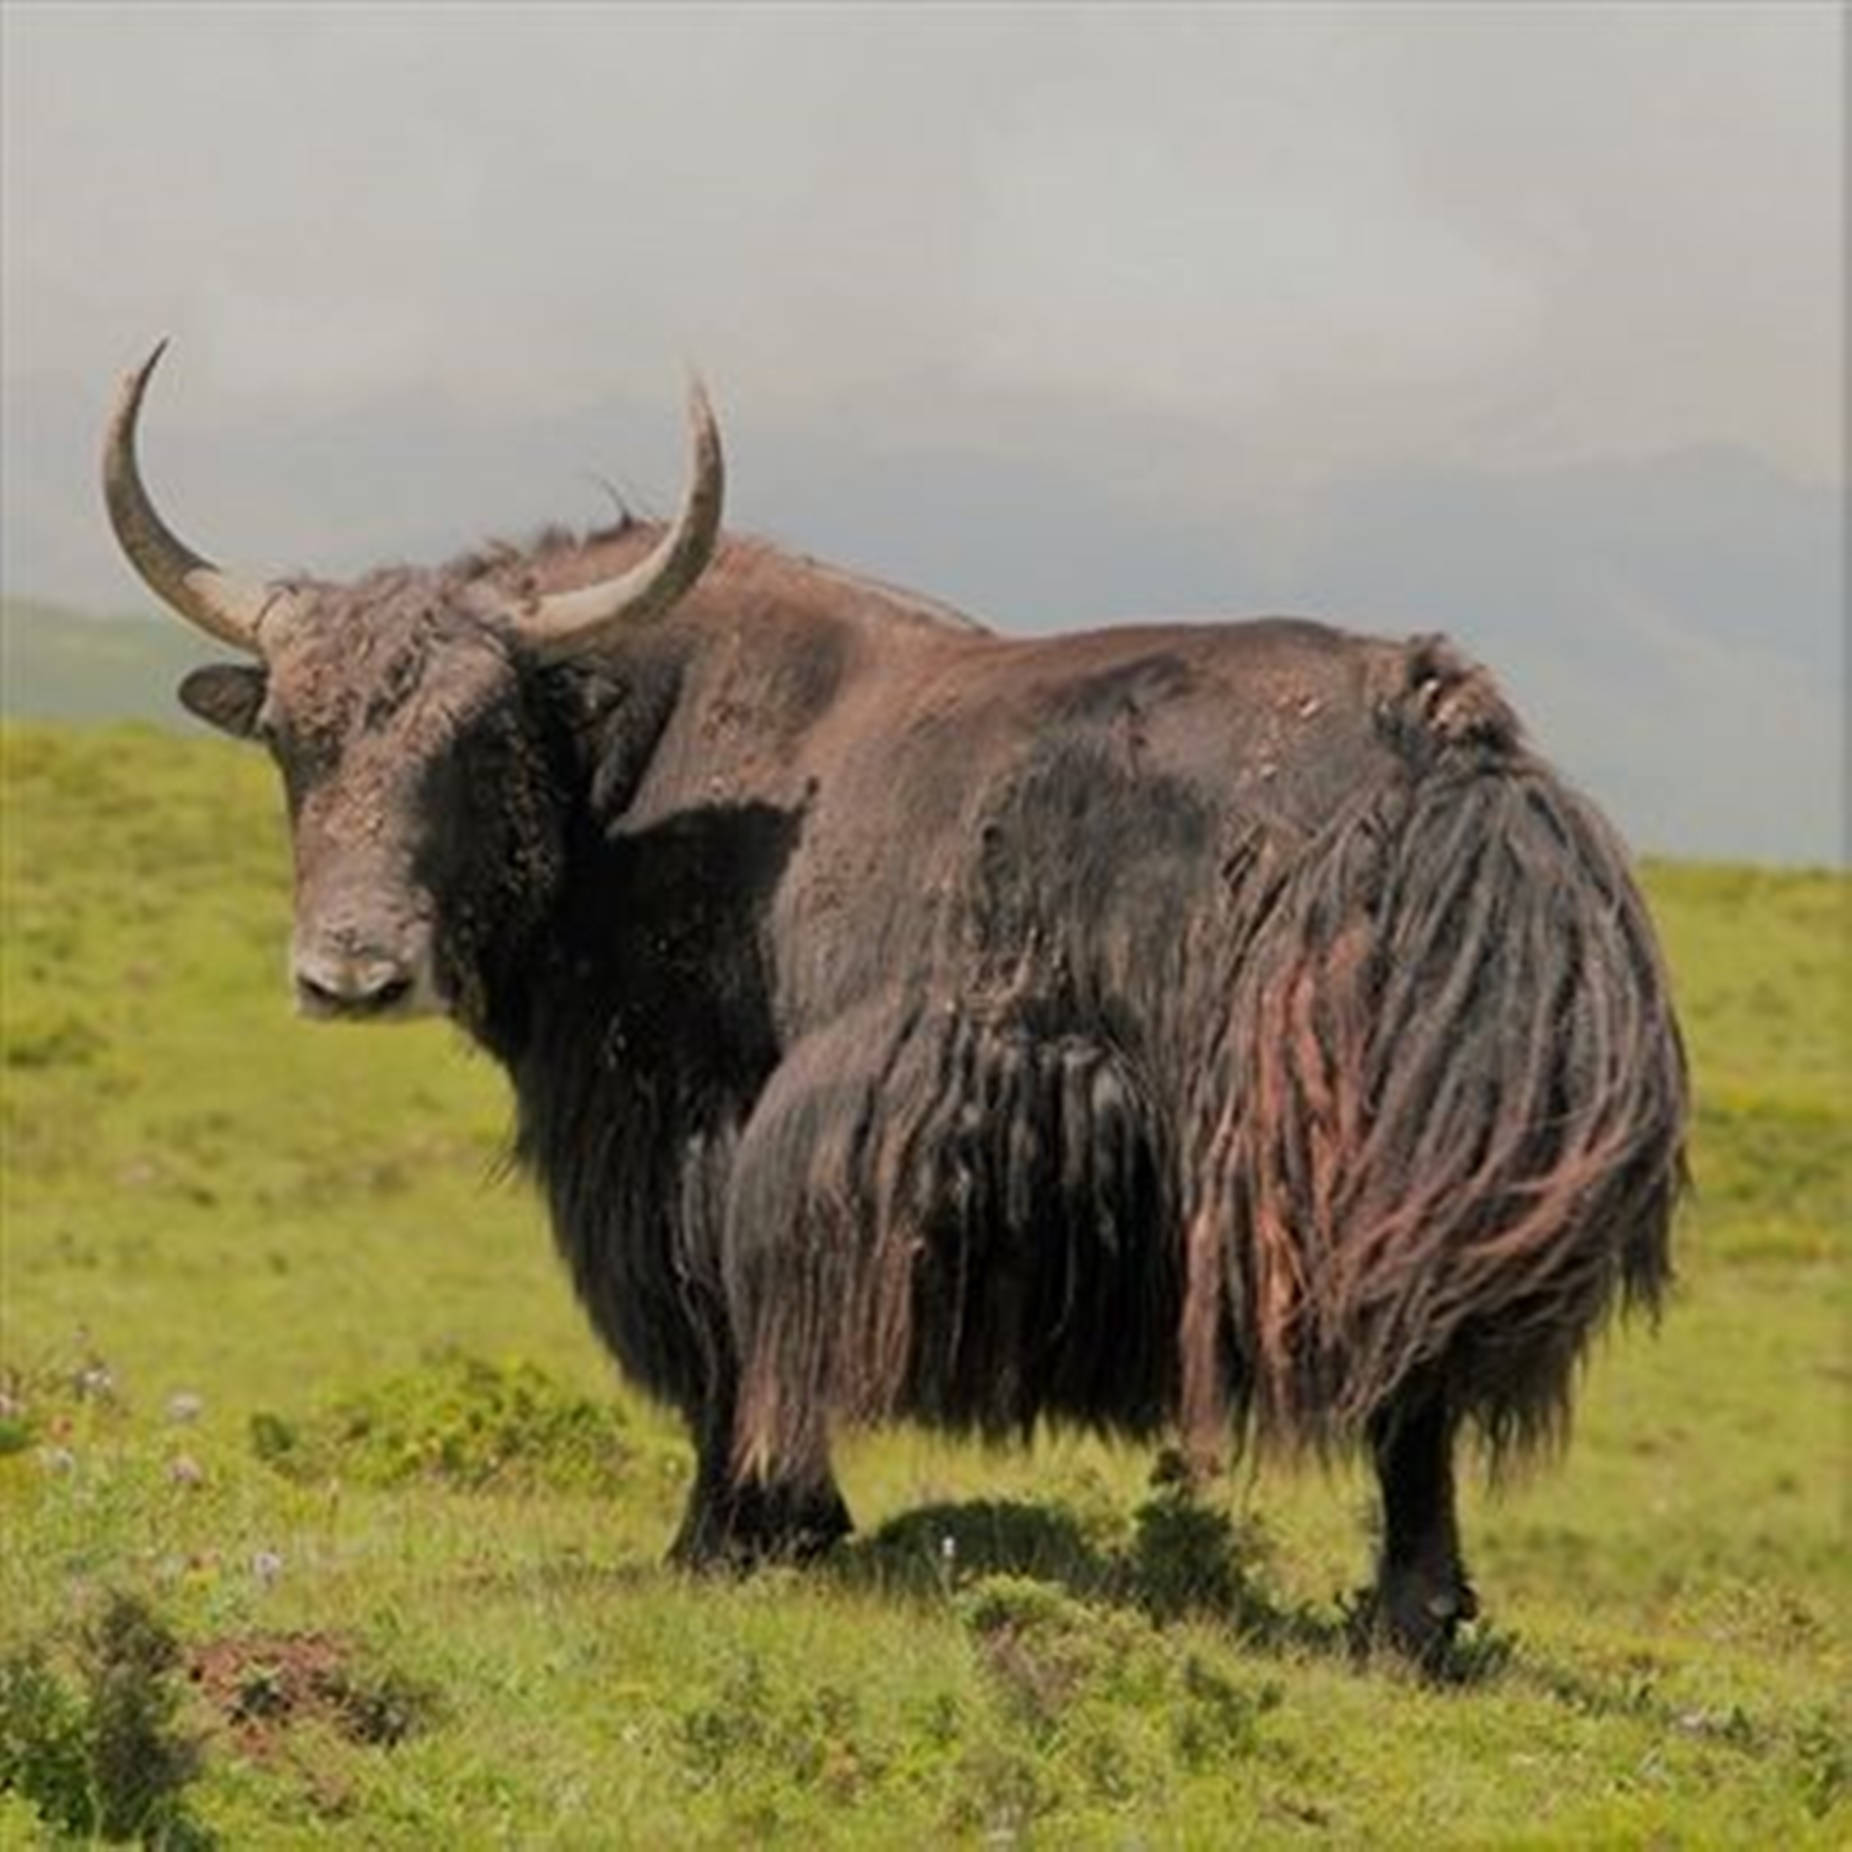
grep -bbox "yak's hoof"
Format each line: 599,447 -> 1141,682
669,1480 -> 853,1573
1356,1568 -> 1480,1673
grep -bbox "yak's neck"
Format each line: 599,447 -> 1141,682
458,643 -> 681,1070
488,756 -> 799,1145
495,814 -> 791,1239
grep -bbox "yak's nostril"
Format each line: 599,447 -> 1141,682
294,955 -> 417,1019
296,971 -> 340,1010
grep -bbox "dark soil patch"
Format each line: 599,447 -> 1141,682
186,1632 -> 433,1758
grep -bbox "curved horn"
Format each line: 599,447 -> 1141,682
103,340 -> 284,653
512,376 -> 725,655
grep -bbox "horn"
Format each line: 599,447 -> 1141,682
510,376 -> 724,655
102,341 -> 287,654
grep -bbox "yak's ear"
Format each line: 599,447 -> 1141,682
178,663 -> 267,738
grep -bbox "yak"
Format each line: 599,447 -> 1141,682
104,344 -> 1686,1664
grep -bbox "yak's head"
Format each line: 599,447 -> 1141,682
103,342 -> 723,1030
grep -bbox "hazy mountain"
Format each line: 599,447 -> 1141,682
1,599 -> 218,728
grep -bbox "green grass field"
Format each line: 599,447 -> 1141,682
2,724 -> 1846,1847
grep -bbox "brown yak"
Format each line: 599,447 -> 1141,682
104,344 -> 1686,1665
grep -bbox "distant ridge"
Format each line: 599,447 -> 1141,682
1,600 -> 218,727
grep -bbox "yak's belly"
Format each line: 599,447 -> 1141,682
891,1015 -> 1183,1437
727,999 -> 1186,1446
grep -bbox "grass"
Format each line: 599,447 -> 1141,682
1,723 -> 1846,1846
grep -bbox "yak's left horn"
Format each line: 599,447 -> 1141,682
103,341 -> 287,654
509,376 -> 725,656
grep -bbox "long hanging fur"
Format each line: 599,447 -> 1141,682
1184,644 -> 1687,1467
727,999 -> 1180,1484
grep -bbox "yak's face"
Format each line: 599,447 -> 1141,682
103,343 -> 725,1029
179,579 -> 559,1028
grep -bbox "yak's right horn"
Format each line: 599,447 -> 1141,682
103,341 -> 289,653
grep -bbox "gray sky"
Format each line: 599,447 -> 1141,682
3,3 -> 1843,863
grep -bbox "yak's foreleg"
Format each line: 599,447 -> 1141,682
670,1048 -> 879,1572
1365,1386 -> 1478,1667
667,1369 -> 851,1572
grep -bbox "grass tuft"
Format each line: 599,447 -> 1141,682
246,1349 -> 642,1495
0,1590 -> 211,1847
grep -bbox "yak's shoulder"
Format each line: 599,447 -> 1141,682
688,538 -> 991,642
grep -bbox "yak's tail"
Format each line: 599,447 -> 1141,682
1189,639 -> 1688,1469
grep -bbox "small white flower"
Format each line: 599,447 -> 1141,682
168,1455 -> 204,1488
166,1391 -> 204,1424
251,1549 -> 284,1586
40,1446 -> 75,1474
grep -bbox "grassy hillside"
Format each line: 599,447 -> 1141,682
1,725 -> 1846,1847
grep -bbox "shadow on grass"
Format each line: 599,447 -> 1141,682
827,1459 -> 1714,1702
830,1490 -> 1774,1727
828,1462 -> 1353,1667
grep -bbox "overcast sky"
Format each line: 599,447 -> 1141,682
2,3 -> 1843,863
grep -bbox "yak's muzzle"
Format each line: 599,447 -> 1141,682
292,932 -> 437,1023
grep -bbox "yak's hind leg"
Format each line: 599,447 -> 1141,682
668,1371 -> 851,1572
1365,1384 -> 1478,1668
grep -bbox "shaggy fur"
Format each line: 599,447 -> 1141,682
173,516 -> 1688,1659
1188,647 -> 1683,1467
